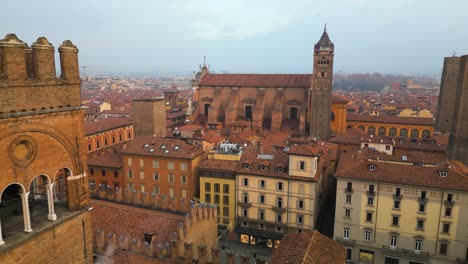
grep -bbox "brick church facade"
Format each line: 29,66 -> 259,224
191,27 -> 339,139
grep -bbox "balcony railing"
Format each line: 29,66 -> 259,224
335,237 -> 356,246
344,188 -> 353,194
237,201 -> 252,208
382,245 -> 430,262
444,200 -> 455,207
392,194 -> 403,200
367,191 -> 375,196
418,197 -> 428,204
272,206 -> 287,213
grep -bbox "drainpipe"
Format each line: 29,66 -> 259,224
287,178 -> 291,232
374,183 -> 380,244
434,190 -> 444,256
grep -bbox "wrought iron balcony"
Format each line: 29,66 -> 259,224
272,206 -> 287,213
444,200 -> 455,207
344,188 -> 353,194
367,190 -> 375,196
392,194 -> 403,200
418,197 -> 428,204
335,237 -> 356,246
237,201 -> 252,208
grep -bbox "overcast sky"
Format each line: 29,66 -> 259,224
2,0 -> 467,75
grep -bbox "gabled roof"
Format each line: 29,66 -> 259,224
199,73 -> 311,88
270,230 -> 346,264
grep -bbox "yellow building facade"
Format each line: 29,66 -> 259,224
198,143 -> 241,231
236,145 -> 325,248
334,153 -> 468,264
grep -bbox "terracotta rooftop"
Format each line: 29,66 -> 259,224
332,94 -> 350,104
347,113 -> 434,126
91,199 -> 183,246
85,117 -> 133,136
197,159 -> 238,172
335,152 -> 468,192
88,152 -> 122,168
121,136 -> 204,159
270,230 -> 346,264
237,147 -> 291,179
177,124 -> 203,132
199,73 -> 312,88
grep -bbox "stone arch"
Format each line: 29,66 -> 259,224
378,127 -> 386,136
422,129 -> 431,138
0,182 -> 31,243
389,127 -> 397,137
54,167 -> 73,203
368,126 -> 376,136
0,182 -> 26,202
399,128 -> 408,138
0,124 -> 80,174
28,174 -> 57,226
358,125 -> 365,131
410,129 -> 419,138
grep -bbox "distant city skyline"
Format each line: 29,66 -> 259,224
2,0 -> 468,75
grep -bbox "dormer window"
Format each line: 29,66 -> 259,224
439,171 -> 448,177
369,164 -> 376,171
277,167 -> 284,173
260,165 -> 267,171
243,163 -> 250,169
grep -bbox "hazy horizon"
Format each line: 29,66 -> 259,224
2,0 -> 468,76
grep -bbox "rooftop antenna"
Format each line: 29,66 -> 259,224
324,23 -> 327,32
453,50 -> 457,57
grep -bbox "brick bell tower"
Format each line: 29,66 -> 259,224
309,25 -> 334,140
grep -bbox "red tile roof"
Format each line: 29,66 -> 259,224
335,152 -> 468,192
88,152 -> 122,168
197,159 -> 238,172
121,136 -> 204,159
85,117 -> 133,136
270,230 -> 346,264
347,113 -> 434,126
199,73 -> 312,88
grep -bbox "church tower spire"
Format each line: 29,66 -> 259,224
309,26 -> 334,139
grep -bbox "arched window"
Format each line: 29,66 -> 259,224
422,129 -> 430,138
378,127 -> 386,136
389,127 -> 397,137
411,129 -> 419,138
331,111 -> 335,121
399,128 -> 408,138
358,125 -> 365,131
368,126 -> 376,136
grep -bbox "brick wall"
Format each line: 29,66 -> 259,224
0,211 -> 93,264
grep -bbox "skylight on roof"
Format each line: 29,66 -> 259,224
174,146 -> 180,150
160,145 -> 166,149
143,144 -> 149,148
164,150 -> 170,154
149,148 -> 155,153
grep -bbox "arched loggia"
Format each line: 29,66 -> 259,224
0,183 -> 30,245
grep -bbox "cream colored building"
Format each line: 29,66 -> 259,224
334,152 -> 468,264
236,144 -> 333,248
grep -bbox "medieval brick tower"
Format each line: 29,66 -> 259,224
0,34 -> 92,262
309,26 -> 334,140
